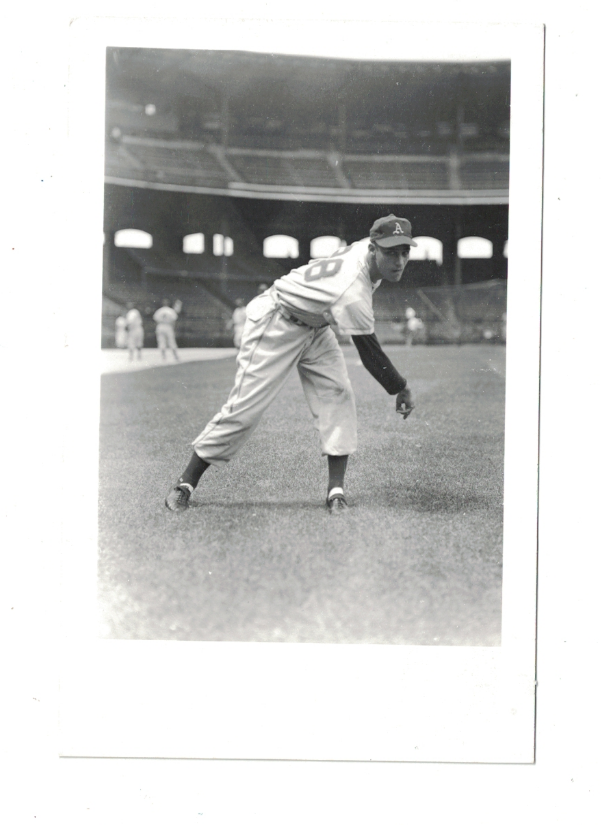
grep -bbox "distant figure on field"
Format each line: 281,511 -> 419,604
153,299 -> 180,361
257,282 -> 269,295
227,298 -> 247,348
125,301 -> 144,361
115,314 -> 127,349
404,307 -> 424,346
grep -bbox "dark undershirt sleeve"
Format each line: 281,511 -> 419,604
351,333 -> 407,394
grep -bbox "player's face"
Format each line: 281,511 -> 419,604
372,243 -> 411,282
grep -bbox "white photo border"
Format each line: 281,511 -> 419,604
59,18 -> 543,763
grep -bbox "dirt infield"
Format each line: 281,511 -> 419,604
98,344 -> 505,646
101,347 -> 238,375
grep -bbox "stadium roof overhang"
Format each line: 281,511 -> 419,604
105,175 -> 508,206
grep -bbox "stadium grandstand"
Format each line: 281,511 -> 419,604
103,48 -> 509,347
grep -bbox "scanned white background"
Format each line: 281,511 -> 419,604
58,18 -> 540,764
3,1 -> 599,822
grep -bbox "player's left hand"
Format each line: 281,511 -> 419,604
396,388 -> 414,419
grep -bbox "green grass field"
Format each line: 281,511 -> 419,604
98,344 -> 505,646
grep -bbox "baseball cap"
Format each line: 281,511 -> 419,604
370,214 -> 418,248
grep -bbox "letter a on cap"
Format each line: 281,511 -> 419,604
393,222 -> 403,235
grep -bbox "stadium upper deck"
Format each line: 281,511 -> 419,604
105,49 -> 510,204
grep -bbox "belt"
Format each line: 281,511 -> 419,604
276,303 -> 328,329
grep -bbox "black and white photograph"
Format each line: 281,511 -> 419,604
58,18 -> 543,764
99,48 -> 509,647
7,6 -> 601,823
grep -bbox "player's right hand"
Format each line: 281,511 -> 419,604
396,388 -> 414,419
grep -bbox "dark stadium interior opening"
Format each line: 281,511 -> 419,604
109,228 -> 503,265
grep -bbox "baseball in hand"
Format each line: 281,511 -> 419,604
396,388 -> 414,419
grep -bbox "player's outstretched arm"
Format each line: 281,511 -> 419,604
351,333 -> 406,391
352,333 -> 414,420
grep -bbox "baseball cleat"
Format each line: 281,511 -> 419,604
326,493 -> 348,515
165,483 -> 192,512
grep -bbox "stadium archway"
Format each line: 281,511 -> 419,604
458,236 -> 493,259
310,236 -> 345,258
213,234 -> 234,256
411,236 -> 443,264
263,235 -> 299,258
183,232 -> 205,254
114,228 -> 153,248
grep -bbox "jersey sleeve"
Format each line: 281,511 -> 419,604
125,309 -> 142,327
351,333 -> 407,394
328,274 -> 376,336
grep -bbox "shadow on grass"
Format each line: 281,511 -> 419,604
381,482 -> 498,513
186,499 -> 327,512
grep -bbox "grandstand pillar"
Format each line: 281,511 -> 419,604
453,210 -> 463,286
338,102 -> 347,154
298,236 -> 311,267
221,95 -> 230,148
103,230 -> 115,285
491,230 -> 509,280
439,212 -> 462,286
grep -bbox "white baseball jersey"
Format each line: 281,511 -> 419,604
232,306 -> 247,328
407,316 -> 423,332
273,238 -> 381,336
153,306 -> 178,326
115,316 -> 127,347
125,308 -> 143,329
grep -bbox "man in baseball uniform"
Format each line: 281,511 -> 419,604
404,306 -> 425,346
166,215 -> 417,514
115,313 -> 127,348
226,298 -> 247,349
153,299 -> 180,360
125,302 -> 144,361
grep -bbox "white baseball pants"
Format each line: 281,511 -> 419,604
191,292 -> 357,465
156,323 -> 178,350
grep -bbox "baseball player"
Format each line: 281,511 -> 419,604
125,302 -> 144,361
115,313 -> 127,348
226,298 -> 247,348
165,215 -> 417,515
153,299 -> 180,360
404,307 -> 425,346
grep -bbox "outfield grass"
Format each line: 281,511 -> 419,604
98,344 -> 505,646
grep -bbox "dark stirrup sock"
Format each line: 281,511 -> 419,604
327,454 -> 348,494
178,453 -> 211,489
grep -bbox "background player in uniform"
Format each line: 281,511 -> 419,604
153,298 -> 180,360
226,298 -> 247,348
115,313 -> 127,348
125,301 -> 144,361
404,306 -> 425,346
166,215 -> 417,515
